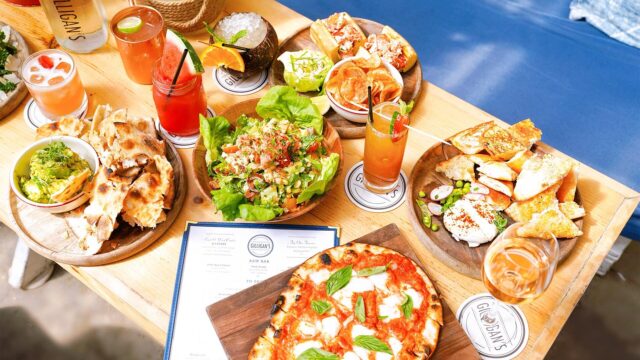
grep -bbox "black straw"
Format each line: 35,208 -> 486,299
221,43 -> 250,52
367,85 -> 373,124
168,48 -> 188,98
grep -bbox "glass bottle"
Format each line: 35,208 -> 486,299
40,0 -> 108,53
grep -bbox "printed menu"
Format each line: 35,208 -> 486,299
164,222 -> 339,360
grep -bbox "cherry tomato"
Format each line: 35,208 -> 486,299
306,141 -> 319,154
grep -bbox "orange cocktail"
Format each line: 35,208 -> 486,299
110,6 -> 165,84
363,102 -> 409,193
21,49 -> 87,119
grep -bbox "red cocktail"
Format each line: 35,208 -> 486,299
152,59 -> 206,136
110,6 -> 165,84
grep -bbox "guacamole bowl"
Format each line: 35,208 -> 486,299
11,136 -> 99,214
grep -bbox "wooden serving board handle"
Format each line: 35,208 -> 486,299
206,224 -> 479,359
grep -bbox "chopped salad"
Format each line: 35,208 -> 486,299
199,86 -> 340,221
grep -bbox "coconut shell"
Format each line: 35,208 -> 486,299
226,17 -> 278,79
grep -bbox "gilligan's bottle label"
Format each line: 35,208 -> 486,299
39,0 -> 108,53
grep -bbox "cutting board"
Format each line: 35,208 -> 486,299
206,224 -> 478,359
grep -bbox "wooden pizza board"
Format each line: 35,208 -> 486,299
7,135 -> 186,266
0,22 -> 29,121
206,223 -> 479,359
269,18 -> 423,139
407,142 -> 582,279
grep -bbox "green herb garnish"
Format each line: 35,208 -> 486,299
353,335 -> 393,354
311,300 -> 332,315
401,293 -> 413,319
203,22 -> 247,45
388,111 -> 400,135
296,348 -> 339,360
357,265 -> 387,277
494,211 -> 508,233
326,265 -> 352,296
355,295 -> 365,322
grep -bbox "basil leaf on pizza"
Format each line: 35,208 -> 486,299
311,300 -> 332,315
356,265 -> 387,277
355,295 -> 365,322
296,348 -> 339,360
326,265 -> 352,295
353,335 -> 393,354
401,293 -> 413,319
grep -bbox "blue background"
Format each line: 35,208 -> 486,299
278,0 -> 640,237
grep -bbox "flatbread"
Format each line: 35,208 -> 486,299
50,168 -> 92,203
121,157 -> 172,228
36,115 -> 90,141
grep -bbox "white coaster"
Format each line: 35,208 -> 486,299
213,68 -> 268,96
156,107 -> 215,149
343,161 -> 407,213
23,96 -> 88,130
456,293 -> 529,360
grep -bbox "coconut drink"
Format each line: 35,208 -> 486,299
201,12 -> 278,78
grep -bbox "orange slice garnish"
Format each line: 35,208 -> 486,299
200,43 -> 245,72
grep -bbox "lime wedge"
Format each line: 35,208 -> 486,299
311,95 -> 331,115
117,16 -> 143,34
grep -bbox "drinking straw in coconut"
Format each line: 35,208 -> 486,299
168,48 -> 188,99
221,43 -> 250,51
346,98 -> 452,145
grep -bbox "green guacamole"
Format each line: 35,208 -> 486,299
19,141 -> 91,204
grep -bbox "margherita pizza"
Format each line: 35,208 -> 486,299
249,242 -> 443,359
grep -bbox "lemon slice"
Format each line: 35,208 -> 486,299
311,95 -> 330,115
117,16 -> 143,34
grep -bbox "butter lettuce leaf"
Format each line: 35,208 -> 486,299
256,86 -> 323,135
278,50 -> 333,92
199,114 -> 234,167
238,204 -> 283,221
297,152 -> 340,203
211,188 -> 245,221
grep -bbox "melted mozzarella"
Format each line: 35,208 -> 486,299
332,275 -> 374,310
310,269 -> 331,285
389,336 -> 403,355
378,293 -> 403,321
351,324 -> 375,339
403,286 -> 424,309
320,316 -> 341,338
343,352 -> 361,360
368,272 -> 389,293
353,346 -> 370,359
297,321 -> 318,337
293,340 -> 323,357
375,353 -> 392,360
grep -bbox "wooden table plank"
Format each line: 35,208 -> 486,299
0,1 -> 638,359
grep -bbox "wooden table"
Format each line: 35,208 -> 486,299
1,0 -> 638,358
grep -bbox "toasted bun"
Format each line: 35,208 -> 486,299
450,122 -> 494,155
506,149 -> 534,174
435,155 -> 475,182
513,154 -> 573,201
478,175 -> 513,197
381,25 -> 417,72
310,20 -> 340,63
508,119 -> 542,148
559,201 -> 585,220
557,166 -> 579,202
516,206 -> 582,239
505,182 -> 561,222
486,188 -> 512,211
481,125 -> 527,161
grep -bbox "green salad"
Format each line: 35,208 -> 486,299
277,50 -> 333,92
200,86 -> 340,221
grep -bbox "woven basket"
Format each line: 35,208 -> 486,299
132,0 -> 226,33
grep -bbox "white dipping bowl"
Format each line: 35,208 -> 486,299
11,136 -> 99,214
325,57 -> 404,123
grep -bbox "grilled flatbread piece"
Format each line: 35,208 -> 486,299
80,167 -> 131,254
557,166 -> 579,202
505,182 -> 561,222
516,206 -> 582,239
513,154 -> 573,201
478,175 -> 513,197
506,149 -> 534,174
121,156 -> 173,228
486,188 -> 512,211
450,121 -> 494,155
481,125 -> 527,160
559,201 -> 585,220
50,168 -> 92,203
477,160 -> 518,181
435,155 -> 475,182
508,119 -> 542,147
36,115 -> 90,141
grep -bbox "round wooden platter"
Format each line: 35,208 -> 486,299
0,22 -> 29,120
192,98 -> 343,222
8,135 -> 186,266
407,143 -> 582,279
268,18 -> 423,139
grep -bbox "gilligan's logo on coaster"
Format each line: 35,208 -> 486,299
344,161 -> 406,213
247,235 -> 274,258
214,68 -> 268,95
457,293 -> 528,360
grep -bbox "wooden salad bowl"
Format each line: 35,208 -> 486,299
192,98 -> 344,222
269,18 -> 423,139
407,142 -> 582,279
